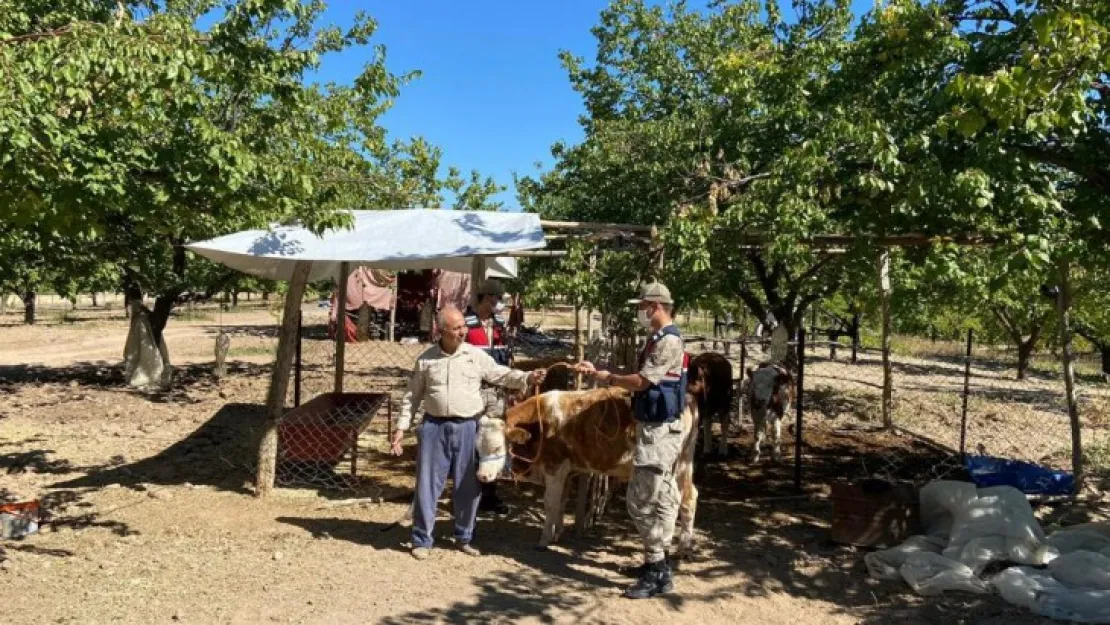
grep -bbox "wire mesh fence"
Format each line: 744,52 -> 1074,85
215,299 -> 1104,496
267,308 -> 429,491
684,325 -> 1100,496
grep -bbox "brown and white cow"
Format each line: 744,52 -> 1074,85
475,387 -> 700,553
688,352 -> 734,457
744,362 -> 794,463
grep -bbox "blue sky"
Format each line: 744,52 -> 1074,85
309,1 -> 875,210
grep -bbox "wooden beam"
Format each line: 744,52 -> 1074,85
334,262 -> 350,393
540,219 -> 654,233
725,231 -> 998,247
256,260 -> 312,497
503,250 -> 569,258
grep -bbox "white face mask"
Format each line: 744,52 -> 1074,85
637,308 -> 652,329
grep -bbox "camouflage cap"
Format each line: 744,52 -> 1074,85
628,282 -> 673,305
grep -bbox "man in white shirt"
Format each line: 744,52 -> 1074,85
390,305 -> 544,560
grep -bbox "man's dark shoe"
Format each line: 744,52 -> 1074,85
622,560 -> 674,599
478,492 -> 509,515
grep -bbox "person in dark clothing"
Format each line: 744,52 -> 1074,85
464,279 -> 512,515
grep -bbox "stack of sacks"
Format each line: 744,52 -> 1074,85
864,481 -> 1110,622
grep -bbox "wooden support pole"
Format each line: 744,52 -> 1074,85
586,252 -> 597,346
257,261 -> 312,497
334,262 -> 350,393
1056,258 -> 1084,491
574,301 -> 584,389
877,250 -> 893,428
388,277 -> 397,343
294,311 -> 302,407
470,256 -> 488,307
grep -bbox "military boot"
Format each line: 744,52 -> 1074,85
623,559 -> 675,599
619,554 -> 671,578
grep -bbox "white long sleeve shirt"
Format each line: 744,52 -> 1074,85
395,342 -> 530,431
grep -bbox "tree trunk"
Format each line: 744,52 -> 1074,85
22,290 -> 36,325
91,292 -> 99,307
231,291 -> 239,308
149,294 -> 176,349
1055,259 -> 1083,491
1101,346 -> 1110,380
1016,340 -> 1034,380
851,311 -> 862,364
877,250 -> 893,428
257,261 -> 312,497
262,291 -> 271,302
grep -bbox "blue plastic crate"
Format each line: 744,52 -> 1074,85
964,455 -> 1075,496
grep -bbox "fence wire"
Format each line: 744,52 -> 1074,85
218,303 -> 1100,495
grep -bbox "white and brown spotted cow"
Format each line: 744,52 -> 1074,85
474,387 -> 700,554
744,363 -> 794,463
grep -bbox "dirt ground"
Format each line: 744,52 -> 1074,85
2,303 -> 1108,625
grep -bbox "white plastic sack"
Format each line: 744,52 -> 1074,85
865,535 -> 947,581
1048,524 -> 1110,555
123,309 -> 172,389
1050,551 -> 1110,590
945,486 -> 1046,549
918,480 -> 977,538
993,566 -> 1110,624
942,485 -> 1052,569
900,551 -> 992,596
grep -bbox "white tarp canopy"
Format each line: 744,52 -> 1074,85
184,209 -> 545,282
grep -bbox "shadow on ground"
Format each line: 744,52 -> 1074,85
278,481 -> 1038,625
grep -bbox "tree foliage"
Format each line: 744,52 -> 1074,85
0,1 -> 500,358
517,0 -> 1107,370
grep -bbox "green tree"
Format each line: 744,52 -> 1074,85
1071,266 -> 1110,379
0,2 -> 460,379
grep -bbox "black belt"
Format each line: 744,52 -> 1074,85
424,414 -> 477,423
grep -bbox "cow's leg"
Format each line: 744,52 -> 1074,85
701,410 -> 713,457
751,413 -> 765,464
673,457 -> 699,559
716,410 -> 729,457
537,462 -> 572,550
771,413 -> 784,463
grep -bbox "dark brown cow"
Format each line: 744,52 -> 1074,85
688,352 -> 734,457
475,387 -> 700,553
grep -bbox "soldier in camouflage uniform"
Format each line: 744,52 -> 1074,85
576,282 -> 688,599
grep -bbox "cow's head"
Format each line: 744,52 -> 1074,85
686,360 -> 709,400
746,364 -> 792,417
475,416 -> 509,483
475,415 -> 535,482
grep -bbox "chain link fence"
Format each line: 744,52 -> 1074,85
252,307 -> 427,491
221,299 -> 1104,496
